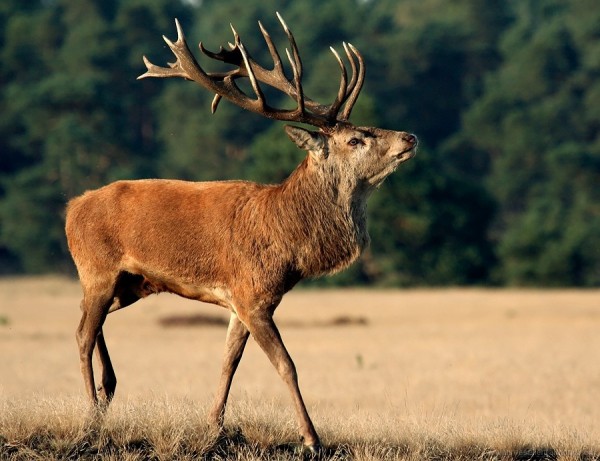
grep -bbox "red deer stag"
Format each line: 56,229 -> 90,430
65,13 -> 417,453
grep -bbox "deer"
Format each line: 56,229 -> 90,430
65,13 -> 417,453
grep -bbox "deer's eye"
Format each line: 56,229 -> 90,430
348,138 -> 363,147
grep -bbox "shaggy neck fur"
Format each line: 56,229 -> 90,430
270,156 -> 370,278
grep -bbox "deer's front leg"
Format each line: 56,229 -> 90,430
241,310 -> 321,452
209,312 -> 250,428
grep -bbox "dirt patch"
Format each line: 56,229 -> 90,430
282,315 -> 369,328
158,313 -> 229,328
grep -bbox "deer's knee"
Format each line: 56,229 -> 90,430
76,314 -> 102,360
76,319 -> 92,356
77,338 -> 95,363
277,358 -> 298,383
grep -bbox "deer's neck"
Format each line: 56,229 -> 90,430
272,159 -> 370,278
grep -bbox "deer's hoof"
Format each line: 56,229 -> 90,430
302,441 -> 322,458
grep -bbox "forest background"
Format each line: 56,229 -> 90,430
1,0 -> 598,287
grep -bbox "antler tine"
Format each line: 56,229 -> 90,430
327,47 -> 349,123
343,42 -> 358,94
211,94 -> 223,114
339,43 -> 365,121
258,20 -> 284,74
174,17 -> 185,45
231,24 -> 267,110
285,48 -> 305,115
276,12 -> 303,80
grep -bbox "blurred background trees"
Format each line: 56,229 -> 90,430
1,0 -> 598,286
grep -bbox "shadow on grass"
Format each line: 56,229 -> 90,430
2,426 -> 599,460
201,427 -> 353,460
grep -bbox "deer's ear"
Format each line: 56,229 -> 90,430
285,126 -> 328,160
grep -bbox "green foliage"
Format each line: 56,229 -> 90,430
367,147 -> 496,286
245,125 -> 303,184
0,0 -> 598,286
455,0 -> 600,285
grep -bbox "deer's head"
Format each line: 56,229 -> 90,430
139,13 -> 417,191
285,124 -> 416,193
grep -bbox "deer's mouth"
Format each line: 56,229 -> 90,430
395,146 -> 416,161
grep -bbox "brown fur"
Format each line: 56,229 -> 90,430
65,123 -> 416,450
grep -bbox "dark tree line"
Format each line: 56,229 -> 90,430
1,0 -> 598,286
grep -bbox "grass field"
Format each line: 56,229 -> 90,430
1,277 -> 600,459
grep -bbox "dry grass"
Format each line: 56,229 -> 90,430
1,398 -> 598,460
1,277 -> 600,459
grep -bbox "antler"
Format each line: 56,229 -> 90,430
138,13 -> 365,128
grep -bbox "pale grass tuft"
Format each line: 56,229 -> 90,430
101,397 -> 218,460
0,397 -> 219,460
0,397 -> 91,460
228,399 -> 299,448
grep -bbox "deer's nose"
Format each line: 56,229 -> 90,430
403,133 -> 418,145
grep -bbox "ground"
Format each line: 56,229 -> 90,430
1,277 -> 600,459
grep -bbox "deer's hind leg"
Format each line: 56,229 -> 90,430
76,282 -> 115,406
94,330 -> 116,406
80,272 -> 144,407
